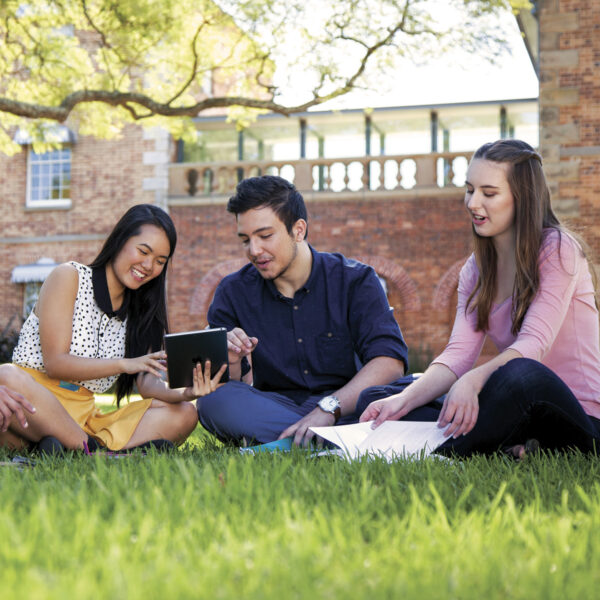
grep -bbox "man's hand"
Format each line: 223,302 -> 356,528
227,327 -> 258,366
0,385 -> 36,432
278,407 -> 336,447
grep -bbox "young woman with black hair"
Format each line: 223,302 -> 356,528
0,204 -> 223,453
360,139 -> 600,458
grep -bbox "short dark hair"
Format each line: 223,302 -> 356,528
227,175 -> 308,238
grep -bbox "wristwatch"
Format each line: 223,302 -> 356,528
317,395 -> 341,423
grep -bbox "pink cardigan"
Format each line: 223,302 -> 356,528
433,230 -> 600,419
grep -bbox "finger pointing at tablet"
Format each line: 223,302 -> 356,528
227,328 -> 258,363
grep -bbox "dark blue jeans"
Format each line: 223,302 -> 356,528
196,380 -> 361,444
357,358 -> 600,457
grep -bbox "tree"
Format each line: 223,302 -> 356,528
0,0 -> 532,153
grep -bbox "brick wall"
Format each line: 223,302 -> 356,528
539,0 -> 600,258
167,191 -> 472,362
0,125 -> 158,330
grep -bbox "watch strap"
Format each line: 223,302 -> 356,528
333,405 -> 341,423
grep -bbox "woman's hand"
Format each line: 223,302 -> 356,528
183,360 -> 227,400
437,372 -> 480,438
359,393 -> 413,428
122,351 -> 168,378
0,385 -> 36,432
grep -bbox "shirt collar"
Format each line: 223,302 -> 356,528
303,245 -> 321,293
263,244 -> 320,300
92,266 -> 125,319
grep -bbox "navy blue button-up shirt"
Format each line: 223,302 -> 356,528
208,246 -> 408,403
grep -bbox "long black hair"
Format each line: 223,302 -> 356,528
89,204 -> 177,403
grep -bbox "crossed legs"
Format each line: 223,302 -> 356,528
0,364 -> 198,451
123,399 -> 198,449
0,363 -> 88,450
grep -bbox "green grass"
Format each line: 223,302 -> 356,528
2,419 -> 600,599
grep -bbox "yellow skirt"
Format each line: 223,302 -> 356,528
17,365 -> 153,450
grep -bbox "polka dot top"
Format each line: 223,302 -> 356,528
12,261 -> 128,393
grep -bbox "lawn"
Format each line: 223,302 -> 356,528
1,401 -> 600,600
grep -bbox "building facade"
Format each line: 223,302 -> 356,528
1,0 -> 597,367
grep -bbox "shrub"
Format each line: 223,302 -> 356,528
0,316 -> 22,364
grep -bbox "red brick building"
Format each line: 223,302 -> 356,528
1,0 -> 597,367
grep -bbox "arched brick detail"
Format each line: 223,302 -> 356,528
190,258 -> 248,323
432,257 -> 469,311
189,254 -> 421,326
354,255 -> 420,311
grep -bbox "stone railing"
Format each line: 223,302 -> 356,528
168,151 -> 472,198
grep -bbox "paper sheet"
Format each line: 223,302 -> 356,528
310,420 -> 448,461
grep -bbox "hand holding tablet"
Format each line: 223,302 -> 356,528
164,328 -> 230,389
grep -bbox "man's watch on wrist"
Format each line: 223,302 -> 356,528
317,395 -> 341,423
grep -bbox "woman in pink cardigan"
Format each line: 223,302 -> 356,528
360,139 -> 600,458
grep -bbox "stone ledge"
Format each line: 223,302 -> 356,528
540,88 -> 580,106
539,12 -> 579,33
541,123 -> 580,144
168,187 -> 465,208
553,198 -> 580,217
543,159 -> 581,181
540,49 -> 579,69
561,146 -> 600,157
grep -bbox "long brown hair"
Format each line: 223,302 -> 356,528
466,139 -> 562,334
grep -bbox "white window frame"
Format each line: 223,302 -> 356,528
26,146 -> 72,210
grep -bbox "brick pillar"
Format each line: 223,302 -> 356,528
538,0 -> 600,242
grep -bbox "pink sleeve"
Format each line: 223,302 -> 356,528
508,231 -> 583,361
432,255 -> 486,378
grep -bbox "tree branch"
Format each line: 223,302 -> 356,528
165,20 -> 209,106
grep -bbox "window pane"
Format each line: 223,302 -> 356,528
28,146 -> 72,203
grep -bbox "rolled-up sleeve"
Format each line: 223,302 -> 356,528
348,266 -> 408,369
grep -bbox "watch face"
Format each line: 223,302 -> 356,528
319,395 -> 339,412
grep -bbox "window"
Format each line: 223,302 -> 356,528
26,147 -> 72,209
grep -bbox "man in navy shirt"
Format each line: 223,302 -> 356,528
197,175 -> 408,446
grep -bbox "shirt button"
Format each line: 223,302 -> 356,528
298,338 -> 303,343
304,369 -> 309,374
327,332 -> 333,337
294,305 -> 299,310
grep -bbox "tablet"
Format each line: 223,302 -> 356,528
164,328 -> 229,389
